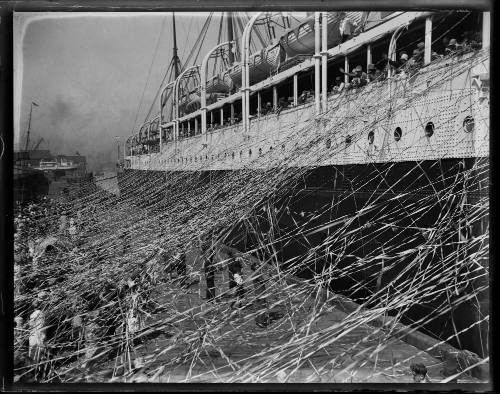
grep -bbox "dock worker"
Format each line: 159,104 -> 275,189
200,229 -> 218,301
171,244 -> 187,286
28,291 -> 49,363
59,212 -> 68,233
410,363 -> 430,383
68,218 -> 77,240
14,316 -> 28,369
228,249 -> 245,297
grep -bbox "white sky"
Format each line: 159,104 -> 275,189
14,12 -> 237,170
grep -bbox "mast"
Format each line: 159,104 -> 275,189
24,104 -> 33,152
24,101 -> 38,152
227,12 -> 234,65
172,12 -> 181,78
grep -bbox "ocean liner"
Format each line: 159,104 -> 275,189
118,10 -> 489,364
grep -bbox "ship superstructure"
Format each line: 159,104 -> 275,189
118,10 -> 489,360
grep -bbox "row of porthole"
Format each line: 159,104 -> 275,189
165,144 -> 288,164
328,117 -> 475,147
159,117 -> 476,163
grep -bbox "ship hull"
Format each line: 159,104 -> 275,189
13,170 -> 50,202
117,156 -> 489,358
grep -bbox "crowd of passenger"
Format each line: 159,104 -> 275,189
328,31 -> 483,93
129,29 -> 482,151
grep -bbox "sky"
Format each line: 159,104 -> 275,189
14,12 -> 229,171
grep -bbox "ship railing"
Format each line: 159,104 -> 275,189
130,11 -> 490,159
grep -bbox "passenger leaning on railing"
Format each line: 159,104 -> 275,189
262,102 -> 274,115
375,52 -> 390,75
443,34 -> 481,57
330,76 -> 345,94
384,52 -> 408,77
459,30 -> 482,51
416,42 -> 425,58
339,65 -> 368,88
276,97 -> 289,115
366,63 -> 384,82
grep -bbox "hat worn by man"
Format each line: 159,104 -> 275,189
37,290 -> 49,302
367,63 -> 376,71
400,53 -> 409,61
355,65 -> 363,72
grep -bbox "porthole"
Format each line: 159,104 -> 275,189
463,116 -> 474,133
425,122 -> 434,138
269,146 -> 273,151
249,149 -> 252,156
345,135 -> 352,145
205,155 -> 208,159
368,131 -> 374,145
394,127 -> 402,141
326,138 -> 331,148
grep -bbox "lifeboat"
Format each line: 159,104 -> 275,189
206,72 -> 233,94
228,41 -> 286,88
188,12 -> 371,108
280,12 -> 366,59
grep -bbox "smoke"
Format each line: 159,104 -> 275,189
14,12 -> 220,172
23,94 -> 128,172
49,97 -> 74,123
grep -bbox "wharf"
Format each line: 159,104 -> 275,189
89,255 -> 484,384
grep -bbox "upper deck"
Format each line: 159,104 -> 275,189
125,11 -> 490,172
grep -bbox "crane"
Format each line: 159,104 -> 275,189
31,137 -> 44,151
